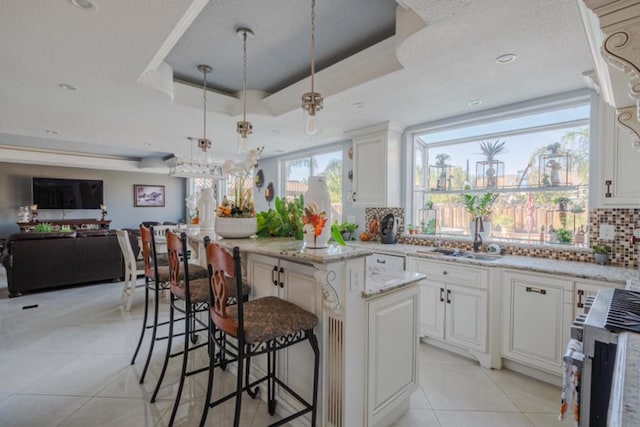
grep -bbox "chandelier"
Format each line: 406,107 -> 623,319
236,28 -> 254,153
168,64 -> 223,179
301,0 -> 323,136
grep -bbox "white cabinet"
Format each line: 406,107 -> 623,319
501,270 -> 574,375
366,285 -> 419,426
599,103 -> 640,206
246,253 -> 321,414
349,122 -> 402,207
408,258 -> 488,353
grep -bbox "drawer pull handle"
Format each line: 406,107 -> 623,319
352,192 -> 357,202
577,289 -> 584,308
446,289 -> 452,304
439,287 -> 444,302
376,259 -> 386,264
272,266 -> 278,287
279,267 -> 284,288
526,286 -> 547,295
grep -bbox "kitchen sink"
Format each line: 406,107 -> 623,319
419,248 -> 502,261
459,253 -> 503,261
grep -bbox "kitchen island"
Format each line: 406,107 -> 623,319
190,235 -> 425,427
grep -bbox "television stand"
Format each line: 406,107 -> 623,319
17,219 -> 111,232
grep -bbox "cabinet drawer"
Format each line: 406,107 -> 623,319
411,259 -> 488,289
366,253 -> 405,272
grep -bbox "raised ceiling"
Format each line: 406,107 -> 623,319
0,0 -> 594,173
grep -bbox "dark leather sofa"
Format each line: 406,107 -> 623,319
1,230 -> 125,297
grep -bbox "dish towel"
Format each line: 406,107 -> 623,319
560,338 -> 583,425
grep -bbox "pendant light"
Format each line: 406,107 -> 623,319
197,64 -> 213,156
236,28 -> 254,153
301,0 -> 323,136
168,64 -> 223,179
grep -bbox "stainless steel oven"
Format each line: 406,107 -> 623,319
568,288 -> 640,427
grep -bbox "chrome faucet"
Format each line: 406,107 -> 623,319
473,217 -> 483,253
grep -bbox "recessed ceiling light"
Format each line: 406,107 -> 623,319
467,100 -> 483,107
70,0 -> 98,11
45,129 -> 58,135
58,83 -> 77,91
352,102 -> 364,109
495,53 -> 517,64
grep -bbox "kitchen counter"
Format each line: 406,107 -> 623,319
350,241 -> 638,284
190,235 -> 373,264
609,332 -> 640,427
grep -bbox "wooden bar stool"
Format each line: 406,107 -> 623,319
200,243 -> 320,427
153,231 -> 250,426
129,225 -> 208,384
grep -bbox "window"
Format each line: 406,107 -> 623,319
411,97 -> 590,245
282,149 -> 343,222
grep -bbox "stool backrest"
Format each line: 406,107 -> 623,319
166,231 -> 193,304
139,225 -> 157,278
205,242 -> 242,337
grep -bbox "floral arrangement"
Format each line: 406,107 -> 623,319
216,147 -> 263,218
302,202 -> 328,238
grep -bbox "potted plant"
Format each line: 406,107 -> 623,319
462,192 -> 498,238
592,244 -> 611,265
478,140 -> 507,188
332,221 -> 358,242
407,224 -> 417,235
216,148 -> 262,238
554,196 -> 571,228
556,228 -> 573,244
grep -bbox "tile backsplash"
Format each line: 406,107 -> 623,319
365,207 -> 639,267
588,208 -> 639,267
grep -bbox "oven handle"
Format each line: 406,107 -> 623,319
526,286 -> 547,295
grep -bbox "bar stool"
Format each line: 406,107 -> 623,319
153,231 -> 250,426
200,243 -> 320,427
130,225 -> 208,384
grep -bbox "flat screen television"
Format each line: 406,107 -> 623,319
32,177 -> 104,209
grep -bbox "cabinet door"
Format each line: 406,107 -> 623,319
601,106 -> 640,205
353,133 -> 386,206
502,271 -> 572,374
445,284 -> 487,352
246,253 -> 279,300
367,286 -> 419,424
419,280 -> 445,340
278,260 -> 320,412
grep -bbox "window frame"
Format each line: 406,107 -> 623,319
406,90 -> 593,242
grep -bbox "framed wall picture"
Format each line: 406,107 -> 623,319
134,185 -> 165,207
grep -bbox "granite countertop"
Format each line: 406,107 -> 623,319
363,270 -> 425,298
189,234 -> 373,264
350,241 -> 639,284
608,332 -> 640,427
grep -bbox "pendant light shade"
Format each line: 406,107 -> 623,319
236,28 -> 254,153
301,0 -> 323,136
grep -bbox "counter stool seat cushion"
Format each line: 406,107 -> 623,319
225,296 -> 319,344
170,278 -> 210,304
156,264 -> 207,282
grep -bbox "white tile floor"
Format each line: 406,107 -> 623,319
0,274 -> 573,426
